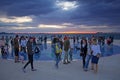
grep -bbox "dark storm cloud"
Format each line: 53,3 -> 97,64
0,0 -> 120,32
70,0 -> 120,26
0,0 -> 57,16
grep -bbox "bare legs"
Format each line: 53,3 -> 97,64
91,63 -> 98,73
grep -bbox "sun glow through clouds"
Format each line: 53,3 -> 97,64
56,1 -> 78,10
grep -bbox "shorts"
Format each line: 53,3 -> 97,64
91,56 -> 99,64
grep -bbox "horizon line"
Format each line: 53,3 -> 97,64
0,31 -> 120,34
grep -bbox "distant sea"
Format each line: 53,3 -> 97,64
0,32 -> 120,39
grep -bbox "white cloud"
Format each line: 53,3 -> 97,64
78,25 -> 108,29
62,23 -> 73,26
0,16 -> 32,23
38,24 -> 67,29
11,26 -> 35,30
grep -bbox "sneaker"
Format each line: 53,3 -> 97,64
31,69 -> 37,71
84,68 -> 88,72
91,68 -> 94,70
15,61 -> 20,63
63,62 -> 68,64
55,64 -> 59,69
67,61 -> 71,63
22,68 -> 26,73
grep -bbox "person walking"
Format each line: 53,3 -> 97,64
54,38 -> 62,68
22,37 -> 36,73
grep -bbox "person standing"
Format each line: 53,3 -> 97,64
59,38 -> 63,50
14,35 -> 20,63
44,36 -> 47,49
22,37 -> 36,73
63,36 -> 70,64
69,38 -> 74,61
73,36 -> 76,44
5,36 -> 9,48
44,36 -> 47,44
20,36 -> 27,53
10,37 -> 14,57
84,39 -> 93,71
80,38 -> 87,68
91,38 -> 101,73
0,36 -> 6,59
19,36 -> 27,63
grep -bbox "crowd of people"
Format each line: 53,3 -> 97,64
52,35 -> 102,73
0,34 -> 114,73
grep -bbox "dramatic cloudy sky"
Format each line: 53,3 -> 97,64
0,0 -> 120,33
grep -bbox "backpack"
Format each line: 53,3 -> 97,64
34,47 -> 40,53
55,44 -> 62,54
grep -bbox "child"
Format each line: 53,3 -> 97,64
91,38 -> 101,73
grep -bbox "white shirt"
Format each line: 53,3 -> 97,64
87,44 -> 91,55
20,40 -> 27,47
91,44 -> 101,56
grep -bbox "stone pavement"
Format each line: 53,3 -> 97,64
0,54 -> 120,80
